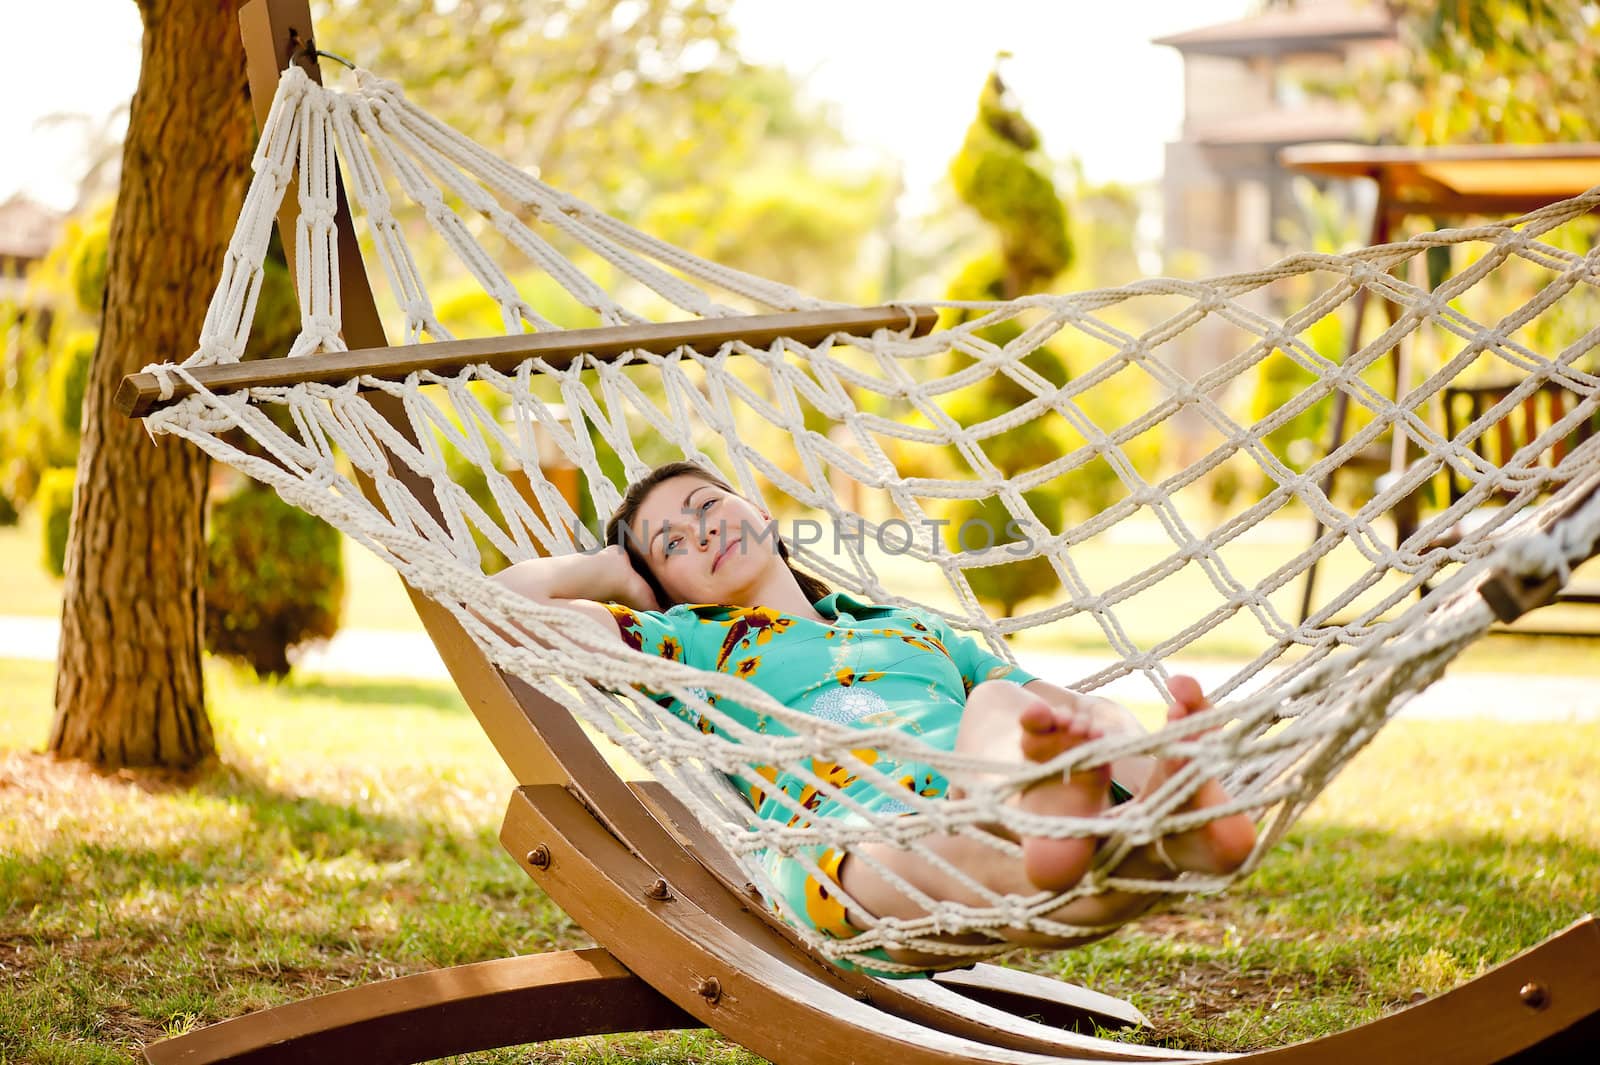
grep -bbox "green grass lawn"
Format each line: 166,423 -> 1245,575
0,515 -> 69,620
3,657 -> 1596,1063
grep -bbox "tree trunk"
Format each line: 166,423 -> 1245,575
49,0 -> 255,768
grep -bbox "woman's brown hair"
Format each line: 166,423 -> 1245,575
604,460 -> 831,609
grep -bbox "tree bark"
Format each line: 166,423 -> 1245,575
49,0 -> 255,767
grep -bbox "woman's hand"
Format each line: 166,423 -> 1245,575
594,544 -> 661,612
482,545 -> 661,649
491,545 -> 657,612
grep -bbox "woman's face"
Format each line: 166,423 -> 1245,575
628,474 -> 779,606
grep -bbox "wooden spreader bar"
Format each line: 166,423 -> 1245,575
117,304 -> 939,418
1477,478 -> 1600,623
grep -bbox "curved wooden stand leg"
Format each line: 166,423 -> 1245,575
508,784 -> 1600,1065
142,948 -> 695,1065
625,780 -> 1156,1044
630,778 -> 1149,1035
932,965 -> 1148,1033
506,785 -> 1192,1065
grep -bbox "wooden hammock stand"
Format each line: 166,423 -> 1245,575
126,2 -> 1600,1060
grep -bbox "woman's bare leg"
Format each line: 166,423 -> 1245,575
834,676 -> 1258,964
1018,676 -> 1259,936
835,680 -> 1110,932
1131,674 -> 1258,874
963,679 -> 1114,891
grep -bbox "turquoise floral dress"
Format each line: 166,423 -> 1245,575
603,590 -> 1039,975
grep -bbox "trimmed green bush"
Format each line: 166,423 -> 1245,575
48,329 -> 97,444
206,485 -> 345,678
68,212 -> 110,316
948,69 -> 1071,296
37,467 -> 76,577
942,490 -> 1064,620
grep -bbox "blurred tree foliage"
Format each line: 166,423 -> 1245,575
946,64 -> 1072,300
0,205 -> 113,510
316,1 -> 892,521
942,63 -> 1074,439
1334,0 -> 1600,144
641,163 -> 893,302
317,0 -> 888,303
324,0 -> 761,210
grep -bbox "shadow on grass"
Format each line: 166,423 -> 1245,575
0,753 -> 589,1065
0,753 -> 560,928
5,754 -> 1597,1061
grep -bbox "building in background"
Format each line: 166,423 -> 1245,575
0,194 -> 61,304
1152,0 -> 1397,463
1156,0 -> 1397,279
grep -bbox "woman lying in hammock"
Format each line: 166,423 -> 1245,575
493,460 -> 1257,974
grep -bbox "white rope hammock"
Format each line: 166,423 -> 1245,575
139,64 -> 1600,972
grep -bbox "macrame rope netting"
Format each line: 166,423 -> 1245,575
140,64 -> 1600,971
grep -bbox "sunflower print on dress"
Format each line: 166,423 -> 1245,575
744,763 -> 780,809
714,607 -> 795,670
790,749 -> 880,824
899,769 -> 945,799
602,604 -> 646,652
800,848 -> 858,939
867,625 -> 947,657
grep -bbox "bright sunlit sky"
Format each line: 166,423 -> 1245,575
2,1 -> 1252,213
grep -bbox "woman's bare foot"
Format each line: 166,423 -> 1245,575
1142,675 -> 1257,875
1015,696 -> 1112,892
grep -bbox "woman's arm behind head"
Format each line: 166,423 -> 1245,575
482,544 -> 659,647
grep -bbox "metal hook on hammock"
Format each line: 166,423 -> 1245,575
286,28 -> 357,73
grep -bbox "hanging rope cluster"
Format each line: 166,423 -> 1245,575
138,64 -> 1600,970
